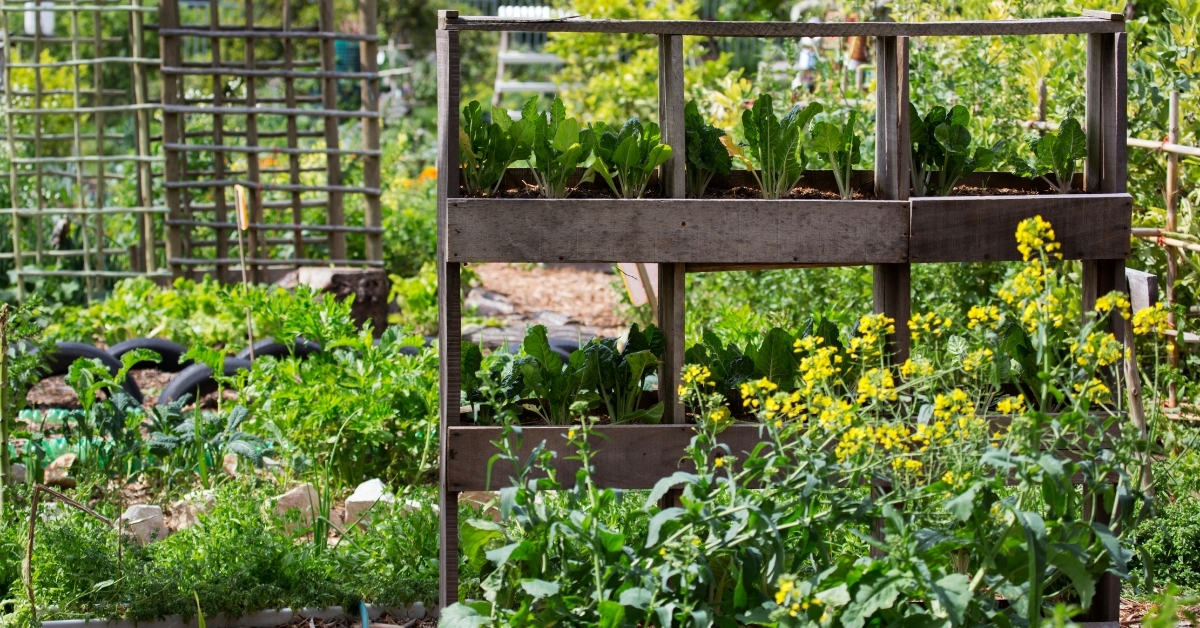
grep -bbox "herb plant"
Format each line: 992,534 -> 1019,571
529,97 -> 594,199
582,323 -> 665,424
910,104 -> 1001,196
587,118 -> 673,199
1016,115 -> 1088,193
459,98 -> 534,197
733,94 -> 823,199
811,111 -> 862,199
683,100 -> 732,198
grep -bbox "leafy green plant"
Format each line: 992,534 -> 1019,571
62,349 -> 160,479
459,98 -> 535,197
1016,115 -> 1087,193
811,110 -> 861,199
582,324 -> 665,424
733,94 -> 822,199
1,297 -> 45,518
910,104 -> 1001,196
587,117 -> 673,199
146,400 -> 267,488
529,97 -> 595,198
683,100 -> 732,199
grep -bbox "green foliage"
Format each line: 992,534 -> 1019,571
146,401 -> 268,487
683,100 -> 732,199
529,97 -> 593,199
735,95 -> 822,200
390,262 -> 440,336
1016,116 -> 1088,194
582,324 -> 665,424
460,100 -> 534,197
810,111 -> 861,200
686,321 -> 843,402
60,351 -> 158,479
587,118 -> 673,199
910,104 -> 1001,196
1134,491 -> 1200,591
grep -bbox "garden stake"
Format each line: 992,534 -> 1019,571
24,483 -> 115,621
0,303 -> 8,519
234,184 -> 256,360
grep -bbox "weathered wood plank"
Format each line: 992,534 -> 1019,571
442,16 -> 1125,37
1125,268 -> 1158,313
436,20 -> 462,610
909,193 -> 1132,262
658,263 -> 685,422
446,199 -> 910,264
657,34 -> 686,424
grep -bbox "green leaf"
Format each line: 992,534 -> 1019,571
461,519 -> 504,564
552,118 -> 580,153
930,573 -> 971,625
1049,543 -> 1096,610
440,604 -> 491,628
753,327 -> 797,389
521,325 -> 560,373
645,506 -> 686,546
598,600 -> 626,628
944,483 -> 979,522
520,579 -> 561,600
461,342 -> 484,399
619,587 -> 652,609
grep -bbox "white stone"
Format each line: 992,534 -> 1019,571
272,483 -> 342,534
222,453 -> 239,476
121,504 -> 166,545
344,479 -> 395,525
170,489 -> 215,531
9,463 -> 26,484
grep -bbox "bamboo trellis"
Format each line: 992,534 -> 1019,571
1,0 -> 163,300
158,0 -> 382,284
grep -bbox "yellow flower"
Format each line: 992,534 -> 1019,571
996,394 -> 1025,414
1095,292 -> 1131,320
967,304 -> 1000,329
1133,303 -> 1170,336
568,428 -> 577,440
1015,215 -> 1063,261
713,457 -> 725,468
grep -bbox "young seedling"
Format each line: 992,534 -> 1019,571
459,97 -> 535,196
529,97 -> 595,198
732,94 -> 823,200
810,111 -> 861,200
910,104 -> 1001,196
683,100 -> 732,199
1017,115 -> 1087,193
587,117 -> 673,199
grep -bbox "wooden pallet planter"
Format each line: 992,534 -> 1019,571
436,11 -> 1132,620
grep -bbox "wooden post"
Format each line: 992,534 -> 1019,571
1165,90 -> 1180,406
319,0 -> 345,260
207,0 -> 228,284
159,0 -> 184,277
242,0 -> 262,282
657,33 -> 686,423
1079,30 -> 1125,625
131,0 -> 155,272
360,0 -> 382,264
437,14 -> 462,610
871,36 -> 910,362
282,0 -> 305,267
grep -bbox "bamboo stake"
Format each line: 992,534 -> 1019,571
1166,91 -> 1180,407
234,184 -> 256,360
23,484 -> 115,621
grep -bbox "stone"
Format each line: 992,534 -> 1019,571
465,288 -> 515,316
44,453 -> 77,489
459,491 -> 500,521
345,478 -> 396,525
170,490 -> 215,531
9,463 -> 26,484
222,453 -> 239,476
120,504 -> 167,545
278,267 -> 390,337
272,483 -> 342,534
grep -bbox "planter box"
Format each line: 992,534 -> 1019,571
38,603 -> 434,628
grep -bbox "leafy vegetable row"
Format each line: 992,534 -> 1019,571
462,95 -> 1089,200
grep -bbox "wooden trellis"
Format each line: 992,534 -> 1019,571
436,10 -> 1134,620
1,0 -> 162,300
157,0 -> 381,283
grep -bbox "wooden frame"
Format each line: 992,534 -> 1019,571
436,11 -> 1132,618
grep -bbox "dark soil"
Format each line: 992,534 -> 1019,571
462,183 -> 661,199
274,612 -> 436,628
945,186 -> 1058,196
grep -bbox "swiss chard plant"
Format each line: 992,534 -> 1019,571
811,111 -> 861,199
582,323 -> 666,424
732,94 -> 823,200
529,97 -> 595,199
910,104 -> 1001,196
1016,115 -> 1088,193
459,98 -> 535,197
683,100 -> 731,199
587,117 -> 673,199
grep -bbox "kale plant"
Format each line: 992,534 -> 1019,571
587,117 -> 673,199
1015,115 -> 1088,193
811,111 -> 861,199
582,323 -> 665,424
910,104 -> 1001,196
459,98 -> 534,197
528,96 -> 595,198
733,94 -> 822,199
683,100 -> 732,198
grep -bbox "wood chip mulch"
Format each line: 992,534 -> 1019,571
469,263 -> 625,337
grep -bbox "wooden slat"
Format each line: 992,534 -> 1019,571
1125,268 -> 1158,313
447,420 -> 1123,491
657,34 -> 686,424
1084,33 -> 1106,193
318,0 -> 345,260
658,263 -> 685,422
159,0 -> 184,277
360,0 -> 382,263
872,36 -> 910,362
909,193 -> 1132,262
436,20 -> 462,610
441,16 -> 1125,36
446,198 -> 910,264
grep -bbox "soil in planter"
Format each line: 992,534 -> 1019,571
274,612 -> 436,628
461,183 -> 662,199
945,185 -> 1079,196
703,186 -> 875,200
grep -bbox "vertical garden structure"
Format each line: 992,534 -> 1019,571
158,0 -> 382,283
1,0 -> 162,299
436,10 -> 1132,620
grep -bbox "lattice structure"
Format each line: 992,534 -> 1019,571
1,0 -> 162,300
158,0 -> 381,284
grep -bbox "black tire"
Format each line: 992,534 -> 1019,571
108,338 -> 191,372
235,337 -> 321,361
41,342 -> 143,403
158,358 -> 252,405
